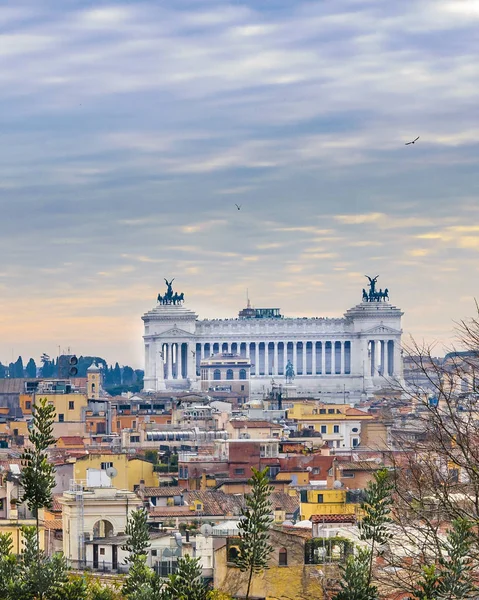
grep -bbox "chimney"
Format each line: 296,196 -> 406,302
321,442 -> 330,456
185,529 -> 190,543
139,479 -> 145,493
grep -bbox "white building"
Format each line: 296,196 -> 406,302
142,280 -> 403,400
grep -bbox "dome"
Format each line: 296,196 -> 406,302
87,362 -> 101,372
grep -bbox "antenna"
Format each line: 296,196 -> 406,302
246,289 -> 251,309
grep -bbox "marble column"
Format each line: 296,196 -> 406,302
340,342 -> 345,375
255,342 -> 260,377
332,342 -> 336,375
380,340 -> 385,376
177,343 -> 183,379
312,342 -> 317,375
264,342 -> 269,376
273,342 -> 279,376
321,342 -> 326,375
370,341 -> 376,377
302,342 -> 307,375
292,342 -> 298,374
166,344 -> 173,380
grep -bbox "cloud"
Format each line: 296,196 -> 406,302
1,0 -> 479,364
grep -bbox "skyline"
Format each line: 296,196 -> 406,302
2,1 -> 479,367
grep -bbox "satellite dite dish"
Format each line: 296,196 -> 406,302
106,466 -> 118,479
333,480 -> 343,489
200,524 -> 213,537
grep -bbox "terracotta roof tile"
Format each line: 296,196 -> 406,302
58,436 -> 84,446
311,514 -> 357,523
143,487 -> 185,497
44,519 -> 63,530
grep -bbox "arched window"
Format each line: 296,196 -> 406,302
213,369 -> 221,380
239,369 -> 247,380
228,545 -> 240,562
226,369 -> 234,380
279,547 -> 287,566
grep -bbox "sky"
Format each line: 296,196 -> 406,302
1,0 -> 479,368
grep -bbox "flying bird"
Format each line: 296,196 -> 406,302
235,204 -> 241,210
405,136 -> 420,146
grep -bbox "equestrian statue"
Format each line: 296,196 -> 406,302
363,275 -> 389,302
157,278 -> 185,305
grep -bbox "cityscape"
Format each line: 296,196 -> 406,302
2,2 -> 479,600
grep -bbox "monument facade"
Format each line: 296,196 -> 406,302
142,277 -> 403,399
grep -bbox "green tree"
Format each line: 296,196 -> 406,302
113,362 -> 122,385
234,467 -> 274,600
25,358 -> 37,378
160,555 -> 208,600
14,356 -> 24,378
12,526 -> 67,600
122,508 -> 151,562
334,547 -> 378,600
40,354 -> 54,378
122,507 -> 159,600
411,519 -> 476,600
8,362 -> 15,378
333,469 -> 393,600
0,532 -> 18,598
0,362 -> 6,378
20,397 -> 56,558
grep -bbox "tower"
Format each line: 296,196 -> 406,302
87,362 -> 102,400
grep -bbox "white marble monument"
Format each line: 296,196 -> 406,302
142,277 -> 403,399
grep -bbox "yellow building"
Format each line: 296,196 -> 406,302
74,454 -> 158,491
299,488 -> 362,521
214,527 -> 338,600
287,402 -> 373,451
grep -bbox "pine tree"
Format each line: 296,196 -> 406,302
20,397 -> 56,559
160,555 -> 208,600
0,363 -> 6,378
25,358 -> 37,378
234,467 -> 274,600
113,362 -> 122,385
332,469 -> 393,600
411,519 -> 476,600
122,508 -> 151,562
122,507 -> 159,600
14,356 -> 24,378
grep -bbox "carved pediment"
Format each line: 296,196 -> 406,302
161,326 -> 193,338
363,324 -> 400,335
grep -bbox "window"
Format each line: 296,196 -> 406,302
268,466 -> 280,479
69,401 -> 74,410
25,401 -> 31,410
312,467 -> 320,475
320,425 -> 327,434
352,427 -> 359,433
117,421 -> 120,429
234,468 -> 245,475
319,409 -> 326,414
0,499 -> 3,510
328,409 -> 335,414
317,494 -> 324,503
101,462 -> 113,470
226,369 -> 234,380
130,435 -> 140,443
279,548 -> 288,566
239,369 -> 247,380
352,438 -> 359,447
151,549 -> 157,557
241,385 -> 245,391
300,490 -> 308,502
58,414 -> 64,423
13,429 -> 18,436
213,369 -> 221,380
342,471 -> 355,478
132,421 -> 137,429
333,425 -> 340,434
100,548 -> 105,555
